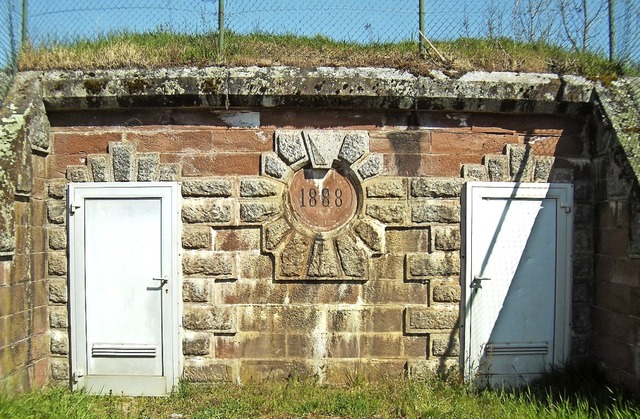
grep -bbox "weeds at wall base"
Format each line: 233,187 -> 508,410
1,368 -> 638,418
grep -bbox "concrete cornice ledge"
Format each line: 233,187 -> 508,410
23,66 -> 595,115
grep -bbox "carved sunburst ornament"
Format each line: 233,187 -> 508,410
260,130 -> 385,280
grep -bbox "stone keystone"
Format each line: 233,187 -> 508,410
276,130 -> 308,169
303,130 -> 345,169
307,239 -> 340,278
355,217 -> 385,254
338,131 -> 369,164
109,141 -> 136,182
261,152 -> 291,181
87,154 -> 111,182
336,234 -> 367,278
356,154 -> 383,180
279,232 -> 310,277
264,217 -> 292,251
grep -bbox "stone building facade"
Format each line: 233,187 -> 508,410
0,68 -> 638,394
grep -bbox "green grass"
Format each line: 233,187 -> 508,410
19,30 -> 637,81
1,368 -> 639,418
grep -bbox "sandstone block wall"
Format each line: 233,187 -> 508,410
0,85 -> 50,393
591,81 -> 640,394
44,108 -> 592,384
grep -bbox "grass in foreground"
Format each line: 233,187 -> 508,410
1,367 -> 638,418
19,30 -> 634,81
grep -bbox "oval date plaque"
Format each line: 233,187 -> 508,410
288,167 -> 358,232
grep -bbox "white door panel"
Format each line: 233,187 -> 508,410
69,183 -> 180,395
463,182 -> 572,388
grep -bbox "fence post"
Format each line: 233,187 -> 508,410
218,0 -> 225,55
22,0 -> 27,48
608,0 -> 615,61
419,0 -> 425,58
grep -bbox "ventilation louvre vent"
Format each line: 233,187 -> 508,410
92,343 -> 157,358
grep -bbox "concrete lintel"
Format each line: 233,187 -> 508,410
31,67 -> 595,115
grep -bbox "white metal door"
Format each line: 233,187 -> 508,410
462,182 -> 572,387
69,183 -> 181,395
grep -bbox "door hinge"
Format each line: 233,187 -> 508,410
560,202 -> 572,213
69,202 -> 81,215
72,369 -> 84,383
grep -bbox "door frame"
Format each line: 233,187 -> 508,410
68,182 -> 182,395
461,181 -> 573,384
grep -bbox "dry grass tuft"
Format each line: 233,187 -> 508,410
19,31 -> 630,80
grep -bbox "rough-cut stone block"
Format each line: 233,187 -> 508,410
47,252 -> 67,276
87,154 -> 111,182
240,178 -> 282,197
48,228 -> 67,251
183,305 -> 236,333
159,163 -> 181,181
405,306 -> 459,333
355,218 -> 385,254
136,152 -> 160,181
47,181 -> 66,199
303,130 -> 344,169
339,131 -> 369,164
240,202 -> 280,223
182,178 -> 233,197
262,152 -> 291,180
65,165 -> 89,183
50,331 -> 69,355
411,200 -> 460,224
110,141 -> 136,182
357,154 -> 383,180
366,203 -> 406,224
183,360 -> 234,382
308,239 -> 340,278
462,164 -> 488,181
183,332 -> 211,355
264,218 -> 292,251
182,225 -> 211,249
279,232 -> 310,277
181,199 -> 232,224
432,334 -> 460,357
533,156 -> 555,182
336,234 -> 367,277
484,154 -> 509,182
508,144 -> 535,181
276,130 -> 308,168
433,284 -> 461,302
407,252 -> 460,278
50,358 -> 69,381
365,178 -> 407,198
49,278 -> 67,303
214,228 -> 261,252
432,225 -> 461,251
49,306 -> 68,328
182,252 -> 234,277
411,177 -> 465,198
183,278 -> 210,302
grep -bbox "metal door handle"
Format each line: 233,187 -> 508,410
152,276 -> 168,286
470,275 -> 491,289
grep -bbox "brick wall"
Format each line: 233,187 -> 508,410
45,108 -> 592,384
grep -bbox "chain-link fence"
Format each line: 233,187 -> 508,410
0,0 -> 24,107
0,1 -> 638,105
